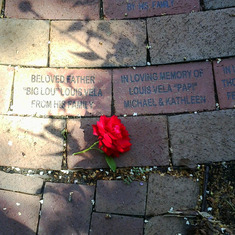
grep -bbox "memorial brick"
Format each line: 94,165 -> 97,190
5,0 -> 100,20
169,110 -> 235,168
203,0 -> 235,10
213,58 -> 235,109
147,8 -> 235,64
38,183 -> 95,234
50,20 -> 146,67
113,62 -> 215,115
0,19 -> 49,66
13,68 -> 111,116
67,116 -> 169,169
0,115 -> 64,170
0,66 -> 14,114
103,0 -> 200,19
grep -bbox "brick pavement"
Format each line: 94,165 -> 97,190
0,1 -> 234,234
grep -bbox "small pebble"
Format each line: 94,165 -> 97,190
8,141 -> 13,146
18,212 -> 21,216
15,168 -> 20,171
16,202 -> 20,206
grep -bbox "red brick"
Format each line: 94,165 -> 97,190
50,20 -> 146,67
0,19 -> 49,66
213,58 -> 235,109
90,212 -> 144,235
113,62 -> 215,115
168,110 -> 235,168
204,0 -> 235,10
146,174 -> 199,215
38,182 -> 95,234
95,180 -> 147,215
145,216 -> 190,235
103,0 -> 200,19
0,171 -> 43,194
147,8 -> 235,64
67,116 -> 169,169
13,68 -> 111,116
5,0 -> 100,20
0,66 -> 14,114
0,190 -> 40,234
0,115 -> 64,170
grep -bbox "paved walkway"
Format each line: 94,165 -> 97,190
0,0 -> 234,234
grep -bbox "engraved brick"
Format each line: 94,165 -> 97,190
0,19 -> 49,66
5,0 -> 100,20
0,171 -> 43,194
0,115 -> 64,170
38,182 -> 95,234
50,20 -> 146,67
113,62 -> 215,115
203,0 -> 235,10
146,174 -> 199,215
0,66 -> 14,114
12,68 -> 111,116
169,110 -> 235,168
103,0 -> 200,19
96,180 -> 147,215
67,116 -> 169,169
90,213 -> 144,235
145,216 -> 190,235
213,58 -> 235,109
147,8 -> 235,65
0,190 -> 40,234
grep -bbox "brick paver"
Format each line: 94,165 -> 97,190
12,68 -> 111,116
0,65 -> 14,114
0,19 -> 49,66
5,0 -> 100,20
146,173 -> 199,215
90,212 -> 144,235
203,0 -> 235,9
213,58 -> 235,109
95,180 -> 147,215
0,171 -> 43,194
103,0 -> 200,19
0,0 -> 3,11
50,20 -> 146,67
67,116 -> 169,169
169,110 -> 235,168
113,62 -> 215,115
147,8 -> 235,65
0,190 -> 40,234
38,182 -> 95,234
0,115 -> 64,170
145,216 -> 190,235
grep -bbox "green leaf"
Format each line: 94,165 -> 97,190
105,156 -> 116,172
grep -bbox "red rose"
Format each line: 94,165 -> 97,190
92,115 -> 131,157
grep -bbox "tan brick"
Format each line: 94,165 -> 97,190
12,68 -> 111,116
0,0 -> 3,11
0,171 -> 43,194
213,58 -> 235,109
204,0 -> 235,9
145,216 -> 190,235
146,174 -> 199,215
103,0 -> 200,19
113,62 -> 215,115
169,110 -> 235,168
5,0 -> 100,20
0,115 -> 64,170
0,66 -> 14,114
67,116 -> 169,169
0,18 -> 49,66
148,8 -> 235,65
0,190 -> 40,234
50,20 -> 146,67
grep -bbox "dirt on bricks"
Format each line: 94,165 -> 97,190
0,0 -> 234,234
